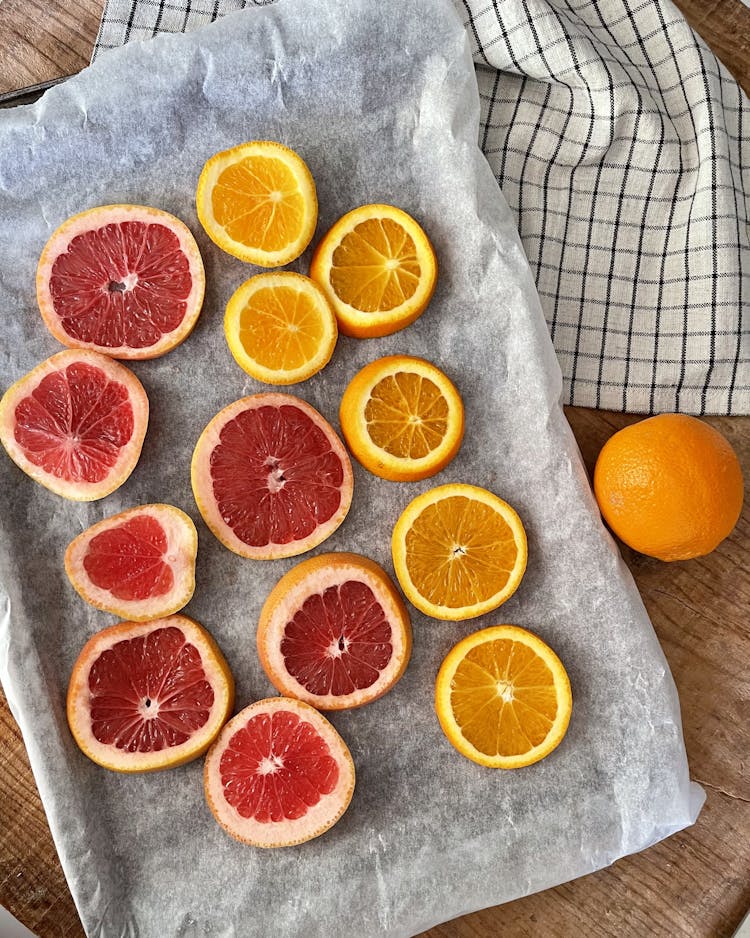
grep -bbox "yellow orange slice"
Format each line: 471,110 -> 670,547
391,483 -> 527,620
339,355 -> 464,481
196,141 -> 317,267
435,625 -> 572,769
309,204 -> 437,338
224,272 -> 337,384
67,615 -> 234,773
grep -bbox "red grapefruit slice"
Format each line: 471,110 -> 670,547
191,393 -> 353,559
37,204 -> 205,360
65,504 -> 198,621
258,553 -> 412,710
67,615 -> 234,773
203,697 -> 355,847
0,349 -> 148,500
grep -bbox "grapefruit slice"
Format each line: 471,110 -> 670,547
65,504 -> 198,621
203,696 -> 355,847
37,204 -> 205,359
258,553 -> 412,710
67,615 -> 234,773
191,393 -> 353,559
0,349 -> 148,500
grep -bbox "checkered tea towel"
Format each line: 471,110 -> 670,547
93,0 -> 750,415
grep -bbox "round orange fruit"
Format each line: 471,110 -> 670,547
593,413 -> 744,561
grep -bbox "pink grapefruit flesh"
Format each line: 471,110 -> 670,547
36,204 -> 205,360
191,393 -> 353,559
0,349 -> 148,500
258,553 -> 412,710
203,697 -> 355,847
65,504 -> 198,621
67,615 -> 234,773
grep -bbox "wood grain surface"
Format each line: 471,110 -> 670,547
1,1 -> 749,937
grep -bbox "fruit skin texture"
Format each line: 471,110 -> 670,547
434,625 -> 572,769
257,552 -> 412,710
196,140 -> 318,267
66,615 -> 234,773
593,413 -> 744,561
391,483 -> 528,621
0,349 -> 149,501
203,696 -> 355,848
339,355 -> 464,482
36,204 -> 205,360
64,504 -> 198,621
309,204 -> 437,339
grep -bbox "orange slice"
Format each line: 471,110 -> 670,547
309,204 -> 437,338
339,355 -> 464,481
435,625 -> 572,768
224,272 -> 337,384
67,615 -> 234,773
196,141 -> 317,267
391,483 -> 527,620
257,552 -> 412,710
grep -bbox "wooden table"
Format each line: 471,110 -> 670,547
1,2 -> 749,935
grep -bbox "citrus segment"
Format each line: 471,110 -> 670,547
0,349 -> 148,500
257,552 -> 411,710
204,697 -> 355,847
65,504 -> 198,621
196,141 -> 318,267
594,413 -> 744,561
36,204 -> 205,359
435,625 -> 572,768
391,483 -> 527,620
339,355 -> 464,481
67,615 -> 234,772
309,204 -> 437,338
191,393 -> 353,559
224,272 -> 337,385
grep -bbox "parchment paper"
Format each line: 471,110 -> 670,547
0,0 -> 703,935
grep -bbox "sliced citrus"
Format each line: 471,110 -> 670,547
65,504 -> 198,621
435,625 -> 572,769
191,393 -> 353,559
0,349 -> 148,500
309,204 -> 437,338
339,355 -> 464,481
36,204 -> 205,359
196,140 -> 317,267
67,615 -> 234,773
257,552 -> 411,710
391,483 -> 527,620
204,696 -> 355,847
224,272 -> 337,385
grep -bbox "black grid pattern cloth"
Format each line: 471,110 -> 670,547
92,0 -> 750,415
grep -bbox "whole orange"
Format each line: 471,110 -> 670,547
593,414 -> 744,562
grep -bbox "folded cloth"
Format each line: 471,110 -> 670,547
93,0 -> 750,415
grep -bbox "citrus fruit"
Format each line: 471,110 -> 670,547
339,355 -> 464,481
309,204 -> 437,338
593,413 -> 744,561
434,625 -> 572,769
196,140 -> 317,267
191,393 -> 353,559
391,483 -> 527,620
257,552 -> 411,710
67,615 -> 234,773
204,696 -> 355,847
224,272 -> 337,385
36,204 -> 205,359
0,349 -> 148,500
65,504 -> 198,621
